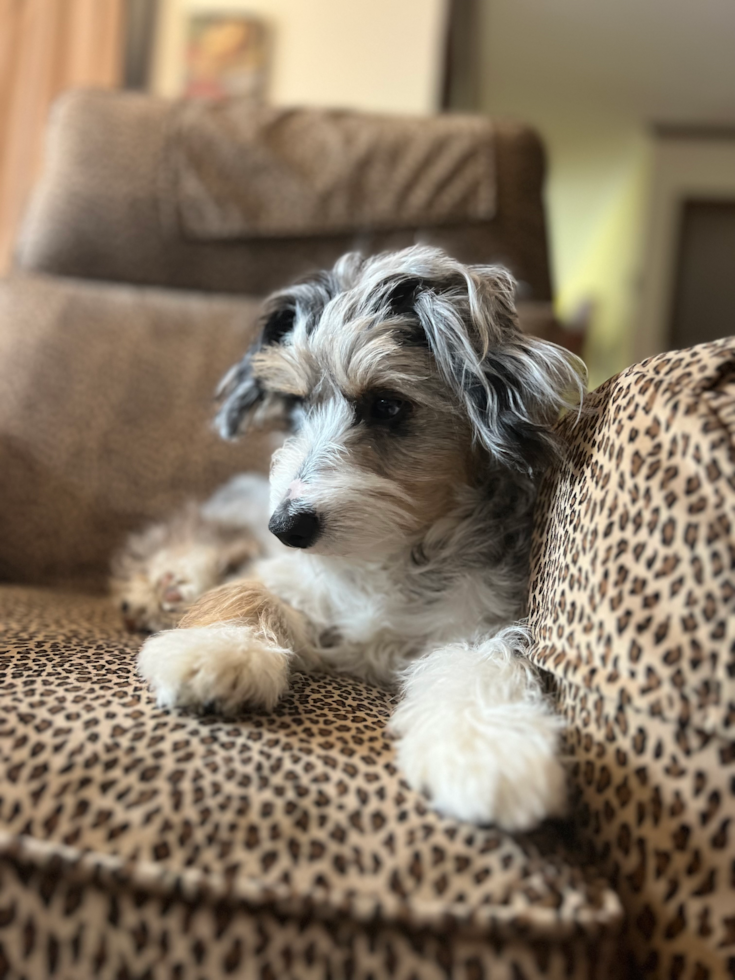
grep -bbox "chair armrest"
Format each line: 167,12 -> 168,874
528,338 -> 735,975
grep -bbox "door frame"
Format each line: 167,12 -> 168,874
634,127 -> 735,362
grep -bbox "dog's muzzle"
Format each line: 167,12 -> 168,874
268,506 -> 321,549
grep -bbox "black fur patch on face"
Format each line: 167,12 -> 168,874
383,277 -> 430,348
215,271 -> 340,439
262,307 -> 296,346
386,276 -> 427,316
301,271 -> 340,335
398,322 -> 430,349
215,354 -> 263,439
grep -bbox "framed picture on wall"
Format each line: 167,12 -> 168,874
184,13 -> 268,100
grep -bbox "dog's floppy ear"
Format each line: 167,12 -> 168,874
215,271 -> 337,439
412,265 -> 586,475
214,295 -> 296,439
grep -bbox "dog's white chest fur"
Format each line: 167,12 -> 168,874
256,549 -> 514,684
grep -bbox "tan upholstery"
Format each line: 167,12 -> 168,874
0,275 -> 270,586
168,102 -> 496,238
17,90 -> 552,301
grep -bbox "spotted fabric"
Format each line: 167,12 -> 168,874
530,337 -> 735,979
0,587 -> 621,979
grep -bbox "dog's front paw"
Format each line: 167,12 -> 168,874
138,624 -> 290,714
391,703 -> 567,831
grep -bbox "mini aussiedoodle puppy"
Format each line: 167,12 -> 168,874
113,245 -> 586,832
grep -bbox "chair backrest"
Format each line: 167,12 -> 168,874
15,90 -> 553,303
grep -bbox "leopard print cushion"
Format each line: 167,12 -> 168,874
0,587 -> 622,979
530,337 -> 735,979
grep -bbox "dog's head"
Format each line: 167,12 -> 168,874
216,246 -> 585,558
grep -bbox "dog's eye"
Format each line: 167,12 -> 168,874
355,391 -> 412,428
369,396 -> 407,421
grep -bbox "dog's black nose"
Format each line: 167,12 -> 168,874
268,508 -> 321,549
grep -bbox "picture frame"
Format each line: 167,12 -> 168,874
183,12 -> 268,101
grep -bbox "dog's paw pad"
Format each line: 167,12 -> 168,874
116,583 -> 185,633
161,587 -> 185,607
156,575 -> 192,611
115,567 -> 207,632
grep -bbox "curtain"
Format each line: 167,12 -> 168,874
0,0 -> 125,272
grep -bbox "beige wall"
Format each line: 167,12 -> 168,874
152,0 -> 448,115
477,0 -> 735,384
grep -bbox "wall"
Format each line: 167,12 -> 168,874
476,0 -> 735,385
152,0 -> 448,116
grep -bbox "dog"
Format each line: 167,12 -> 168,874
113,245 -> 586,831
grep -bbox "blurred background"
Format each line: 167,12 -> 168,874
2,0 -> 735,387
